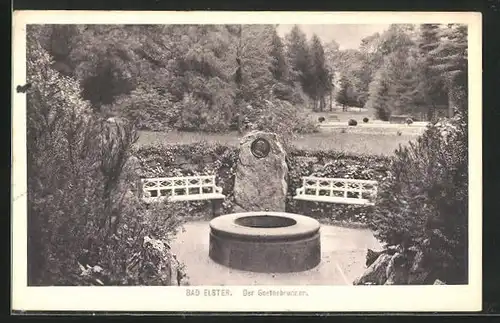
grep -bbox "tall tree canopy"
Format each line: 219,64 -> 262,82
31,23 -> 468,128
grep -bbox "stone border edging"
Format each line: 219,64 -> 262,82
209,211 -> 320,242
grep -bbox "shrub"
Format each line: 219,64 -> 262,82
26,31 -> 184,286
363,117 -> 369,123
242,98 -> 318,151
348,119 -> 358,126
109,87 -> 179,132
175,92 -> 233,133
406,117 -> 414,125
369,112 -> 468,284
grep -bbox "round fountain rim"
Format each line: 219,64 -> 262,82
209,211 -> 320,240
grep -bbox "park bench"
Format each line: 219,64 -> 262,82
140,175 -> 225,215
294,176 -> 378,206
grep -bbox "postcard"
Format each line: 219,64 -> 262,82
11,10 -> 482,312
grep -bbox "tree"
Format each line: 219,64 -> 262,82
336,75 -> 351,111
111,87 -> 178,131
370,111 -> 468,284
417,24 -> 449,120
33,24 -> 317,134
378,24 -> 417,56
329,49 -> 369,108
269,27 -> 289,82
285,25 -> 313,100
309,34 -> 331,111
68,25 -> 146,111
26,26 -> 183,286
366,71 -> 391,120
323,40 -> 339,110
360,32 -> 382,54
429,24 -> 468,117
230,25 -> 276,133
366,47 -> 426,120
46,25 -> 80,76
363,24 -> 437,120
27,26 -> 104,284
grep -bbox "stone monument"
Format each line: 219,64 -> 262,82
233,131 -> 288,212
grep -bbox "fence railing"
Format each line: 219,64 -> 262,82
294,176 -> 378,205
141,175 -> 224,202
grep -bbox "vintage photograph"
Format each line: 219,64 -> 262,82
12,11 -> 481,312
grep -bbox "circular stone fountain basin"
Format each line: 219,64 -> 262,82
209,212 -> 321,273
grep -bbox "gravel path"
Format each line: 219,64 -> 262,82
170,221 -> 382,286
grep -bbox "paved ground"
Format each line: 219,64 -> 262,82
170,221 -> 383,286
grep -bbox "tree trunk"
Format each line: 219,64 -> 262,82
427,104 -> 435,122
448,89 -> 455,118
329,90 -> 333,111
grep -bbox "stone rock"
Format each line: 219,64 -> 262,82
385,252 -> 410,285
433,279 -> 446,285
233,131 -> 288,212
353,253 -> 392,285
365,248 -> 384,267
366,247 -> 398,267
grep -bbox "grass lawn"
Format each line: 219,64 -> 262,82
309,107 -> 371,123
135,107 -> 426,155
292,131 -> 418,155
137,128 -> 420,156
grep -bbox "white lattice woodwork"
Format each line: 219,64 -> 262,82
141,175 -> 225,203
294,176 -> 378,205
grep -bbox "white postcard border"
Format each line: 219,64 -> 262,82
11,10 -> 482,312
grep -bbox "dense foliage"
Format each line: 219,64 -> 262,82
26,26 -> 185,286
369,110 -> 468,284
327,24 -> 467,121
35,23 -> 467,128
34,24 -> 332,133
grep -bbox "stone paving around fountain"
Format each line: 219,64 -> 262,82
170,220 -> 383,286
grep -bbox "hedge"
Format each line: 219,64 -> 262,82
132,143 -> 391,224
